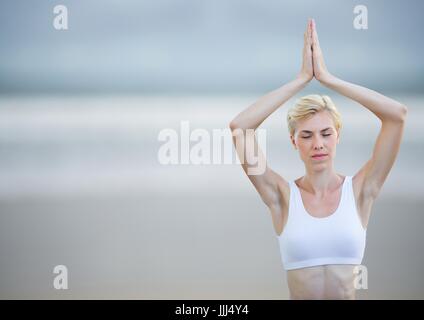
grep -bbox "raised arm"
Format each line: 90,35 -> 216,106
311,18 -> 408,199
229,20 -> 314,212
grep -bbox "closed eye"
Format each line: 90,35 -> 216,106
302,134 -> 332,139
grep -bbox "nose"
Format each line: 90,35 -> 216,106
312,136 -> 324,150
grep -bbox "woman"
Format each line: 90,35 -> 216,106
229,18 -> 407,299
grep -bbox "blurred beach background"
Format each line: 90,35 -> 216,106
0,0 -> 423,299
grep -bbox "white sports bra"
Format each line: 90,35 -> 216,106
277,175 -> 367,271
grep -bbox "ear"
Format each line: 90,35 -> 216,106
290,135 -> 297,149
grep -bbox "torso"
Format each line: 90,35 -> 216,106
286,264 -> 358,299
273,173 -> 374,300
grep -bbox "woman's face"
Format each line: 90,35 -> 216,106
290,111 -> 340,168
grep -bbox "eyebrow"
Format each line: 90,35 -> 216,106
300,127 -> 332,134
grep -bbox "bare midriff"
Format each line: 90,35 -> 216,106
287,264 -> 358,300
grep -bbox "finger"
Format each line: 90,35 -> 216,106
307,19 -> 312,41
309,18 -> 312,35
306,20 -> 312,44
310,20 -> 313,42
312,19 -> 320,46
304,19 -> 313,54
307,46 -> 312,57
303,21 -> 309,43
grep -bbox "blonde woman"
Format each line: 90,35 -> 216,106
229,18 -> 407,299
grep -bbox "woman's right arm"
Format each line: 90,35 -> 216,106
228,78 -> 308,209
229,19 -> 314,211
229,77 -> 310,131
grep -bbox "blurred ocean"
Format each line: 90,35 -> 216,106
1,94 -> 423,198
0,94 -> 423,299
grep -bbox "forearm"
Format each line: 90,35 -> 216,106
229,76 -> 309,131
321,75 -> 407,122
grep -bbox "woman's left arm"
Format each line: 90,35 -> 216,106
319,76 -> 407,122
311,18 -> 408,199
311,19 -> 407,122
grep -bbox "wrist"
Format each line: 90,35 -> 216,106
295,73 -> 312,85
318,73 -> 336,86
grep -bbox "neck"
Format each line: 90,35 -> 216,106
302,166 -> 342,197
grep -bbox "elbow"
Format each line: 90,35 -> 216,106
385,104 -> 408,123
401,104 -> 408,119
229,121 -> 249,136
397,104 -> 408,122
229,119 -> 257,132
229,120 -> 240,131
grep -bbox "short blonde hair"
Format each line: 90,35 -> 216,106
287,94 -> 342,137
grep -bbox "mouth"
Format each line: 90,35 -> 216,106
311,154 -> 328,160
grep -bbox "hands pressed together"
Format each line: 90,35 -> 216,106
298,18 -> 332,84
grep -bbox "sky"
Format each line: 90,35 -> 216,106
0,0 -> 423,94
